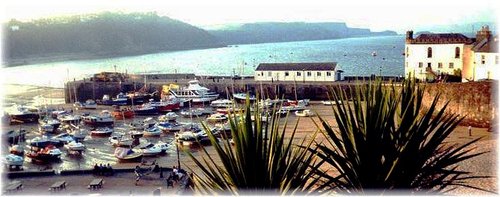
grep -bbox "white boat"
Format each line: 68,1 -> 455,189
114,147 -> 143,162
143,127 -> 162,137
206,113 -> 228,123
109,135 -> 135,147
39,118 -> 61,130
233,93 -> 257,101
129,130 -> 144,138
39,123 -> 55,133
65,141 -> 85,151
6,105 -> 40,123
90,127 -> 114,137
295,110 -> 315,117
168,80 -> 219,103
321,100 -> 342,105
139,143 -> 162,156
53,133 -> 75,144
155,141 -> 169,153
57,114 -> 82,125
156,122 -> 184,132
158,112 -> 178,122
83,99 -> 98,109
180,109 -> 203,117
4,154 -> 24,166
68,128 -> 88,142
210,99 -> 234,108
83,110 -> 114,126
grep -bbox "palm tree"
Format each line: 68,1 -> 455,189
186,97 -> 320,195
310,79 -> 490,194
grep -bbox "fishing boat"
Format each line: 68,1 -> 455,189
114,147 -> 143,162
149,100 -> 181,112
139,143 -> 163,156
65,141 -> 85,151
99,94 -> 114,105
143,126 -> 162,137
113,92 -> 129,105
26,145 -> 62,162
133,104 -> 159,116
90,127 -> 114,137
7,105 -> 40,123
210,99 -> 234,108
83,110 -> 114,126
4,154 -> 24,168
156,122 -> 184,133
158,112 -> 178,122
294,110 -> 315,117
206,113 -> 228,123
112,106 -> 134,120
168,80 -> 219,103
233,93 -> 257,101
321,100 -> 342,105
176,130 -> 210,146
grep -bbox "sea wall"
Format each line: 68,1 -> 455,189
422,81 -> 496,128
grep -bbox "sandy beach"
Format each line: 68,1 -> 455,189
1,84 -> 497,195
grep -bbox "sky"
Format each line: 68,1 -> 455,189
1,0 -> 499,33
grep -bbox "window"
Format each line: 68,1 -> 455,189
449,62 -> 454,69
317,72 -> 321,76
455,47 -> 460,58
285,72 -> 289,77
419,62 -> 423,68
438,63 -> 443,68
427,47 -> 432,58
481,55 -> 486,64
326,72 -> 331,76
268,71 -> 272,77
427,62 -> 431,68
297,72 -> 301,76
307,72 -> 311,77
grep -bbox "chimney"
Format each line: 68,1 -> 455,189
406,30 -> 414,43
476,25 -> 492,42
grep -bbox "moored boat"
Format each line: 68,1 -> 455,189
210,99 -> 234,108
294,109 -> 315,117
4,154 -> 24,167
83,110 -> 114,126
180,109 -> 203,117
206,113 -> 228,123
7,105 -> 40,123
143,126 -> 162,137
167,80 -> 219,103
158,112 -> 178,122
114,147 -> 143,162
112,106 -> 134,120
321,100 -> 342,105
90,127 -> 114,137
26,145 -> 62,162
138,143 -> 162,156
65,141 -> 86,152
133,105 -> 159,116
9,145 -> 25,156
233,93 -> 257,101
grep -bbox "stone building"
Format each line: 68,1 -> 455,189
254,62 -> 342,82
405,25 -> 499,82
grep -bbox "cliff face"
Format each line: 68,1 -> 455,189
208,22 -> 398,45
3,12 -> 222,66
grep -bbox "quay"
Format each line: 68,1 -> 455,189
64,73 -> 402,103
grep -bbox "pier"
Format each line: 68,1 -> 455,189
64,73 -> 402,103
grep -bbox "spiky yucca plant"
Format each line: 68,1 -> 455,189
186,97 -> 320,195
311,79 -> 489,194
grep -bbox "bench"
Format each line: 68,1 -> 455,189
49,181 -> 66,192
88,178 -> 103,190
5,181 -> 23,193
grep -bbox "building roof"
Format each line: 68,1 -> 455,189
256,62 -> 337,71
409,33 -> 474,44
472,36 -> 498,53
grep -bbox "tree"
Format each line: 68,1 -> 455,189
186,96 -> 320,195
310,79 -> 490,194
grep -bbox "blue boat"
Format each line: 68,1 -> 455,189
133,105 -> 159,116
113,93 -> 129,106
